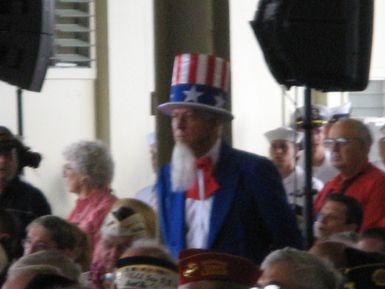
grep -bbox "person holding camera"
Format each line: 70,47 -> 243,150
0,126 -> 51,257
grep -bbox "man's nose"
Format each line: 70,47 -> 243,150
331,143 -> 341,152
174,116 -> 187,129
317,215 -> 328,225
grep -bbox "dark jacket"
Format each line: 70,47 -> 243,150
0,177 -> 51,257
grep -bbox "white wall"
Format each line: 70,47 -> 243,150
107,0 -> 155,199
371,0 -> 385,78
0,77 -> 95,217
230,0 -> 301,157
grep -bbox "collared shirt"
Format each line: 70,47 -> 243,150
185,139 -> 221,249
67,188 -> 117,261
314,163 -> 385,231
283,166 -> 324,212
374,160 -> 385,172
298,150 -> 339,184
134,184 -> 158,211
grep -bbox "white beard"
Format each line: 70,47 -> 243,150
171,142 -> 196,192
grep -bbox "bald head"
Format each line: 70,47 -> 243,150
326,119 -> 371,176
329,119 -> 372,147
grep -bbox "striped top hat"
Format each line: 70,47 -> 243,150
158,53 -> 233,121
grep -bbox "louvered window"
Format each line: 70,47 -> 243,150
51,0 -> 95,68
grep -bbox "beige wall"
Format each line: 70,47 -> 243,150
0,77 -> 95,216
107,0 -> 156,199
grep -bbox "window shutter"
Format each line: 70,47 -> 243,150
51,0 -> 95,68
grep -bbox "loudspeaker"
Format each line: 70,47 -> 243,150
250,0 -> 374,92
0,0 -> 54,92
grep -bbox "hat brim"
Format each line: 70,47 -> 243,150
158,102 -> 233,121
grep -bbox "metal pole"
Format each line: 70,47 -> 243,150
16,87 -> 23,137
303,86 -> 314,248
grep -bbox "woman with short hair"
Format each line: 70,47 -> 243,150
62,140 -> 118,262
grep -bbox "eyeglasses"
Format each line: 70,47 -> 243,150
323,137 -> 362,148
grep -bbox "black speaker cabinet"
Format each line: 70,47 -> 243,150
251,0 -> 374,92
0,0 -> 54,92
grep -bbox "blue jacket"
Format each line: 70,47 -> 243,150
157,142 -> 303,264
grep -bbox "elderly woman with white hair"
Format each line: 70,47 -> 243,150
62,140 -> 118,262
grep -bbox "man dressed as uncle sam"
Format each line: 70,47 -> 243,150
156,53 -> 303,264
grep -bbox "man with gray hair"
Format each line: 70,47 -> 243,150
314,118 -> 385,231
257,247 -> 341,289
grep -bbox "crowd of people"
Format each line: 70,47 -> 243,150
0,53 -> 385,289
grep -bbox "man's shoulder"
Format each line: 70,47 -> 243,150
9,177 -> 45,197
224,146 -> 271,165
222,147 -> 281,181
361,163 -> 385,183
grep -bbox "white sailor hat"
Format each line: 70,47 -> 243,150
264,127 -> 303,144
329,102 -> 352,123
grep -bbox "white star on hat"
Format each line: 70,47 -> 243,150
183,86 -> 203,103
214,95 -> 225,107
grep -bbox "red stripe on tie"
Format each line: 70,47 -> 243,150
188,54 -> 198,84
173,55 -> 182,85
205,55 -> 215,86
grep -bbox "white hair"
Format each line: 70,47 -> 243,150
171,142 -> 196,192
63,140 -> 114,188
261,247 -> 341,289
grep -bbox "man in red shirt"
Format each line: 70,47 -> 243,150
313,118 -> 385,231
